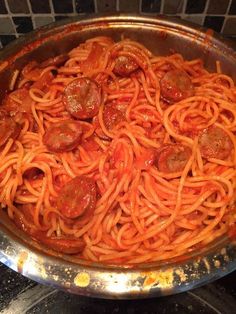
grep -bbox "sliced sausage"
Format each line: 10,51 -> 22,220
199,125 -> 233,159
113,55 -> 139,77
103,103 -> 124,130
81,136 -> 100,151
0,117 -> 21,147
63,77 -> 101,120
43,120 -> 82,153
93,103 -> 124,140
160,69 -> 194,103
57,176 -> 97,219
14,206 -> 85,254
156,144 -> 192,173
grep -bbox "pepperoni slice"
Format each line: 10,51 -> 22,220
57,176 -> 97,219
113,55 -> 139,77
199,125 -> 233,159
43,120 -> 82,153
63,77 -> 101,120
0,117 -> 21,147
156,144 -> 192,173
160,69 -> 194,103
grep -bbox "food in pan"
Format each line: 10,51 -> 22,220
0,36 -> 236,264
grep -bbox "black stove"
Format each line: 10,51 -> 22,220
0,262 -> 236,314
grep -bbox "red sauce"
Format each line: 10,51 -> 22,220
135,149 -> 155,170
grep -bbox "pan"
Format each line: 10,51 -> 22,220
0,13 -> 236,299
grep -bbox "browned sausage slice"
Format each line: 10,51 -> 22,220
63,77 -> 101,119
113,55 -> 139,77
160,69 -> 194,103
156,144 -> 192,173
14,205 -> 85,254
103,103 -> 124,130
43,120 -> 82,153
199,125 -> 233,159
57,176 -> 97,219
0,117 -> 21,147
81,136 -> 100,151
93,103 -> 124,139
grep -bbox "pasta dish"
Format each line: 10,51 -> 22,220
0,36 -> 236,264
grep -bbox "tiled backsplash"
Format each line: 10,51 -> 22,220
0,0 -> 236,48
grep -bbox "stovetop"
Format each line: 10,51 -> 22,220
0,262 -> 236,314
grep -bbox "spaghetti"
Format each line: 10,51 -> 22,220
0,36 -> 236,264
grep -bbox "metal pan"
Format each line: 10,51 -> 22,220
0,14 -> 236,299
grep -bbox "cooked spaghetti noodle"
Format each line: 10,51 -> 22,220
0,36 -> 236,264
